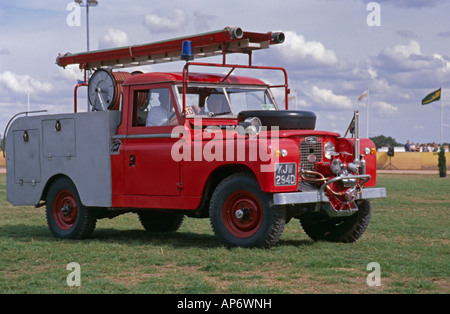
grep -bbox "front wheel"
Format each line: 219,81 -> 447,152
45,177 -> 96,239
209,173 -> 285,248
300,199 -> 371,243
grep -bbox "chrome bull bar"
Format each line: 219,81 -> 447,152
318,174 -> 371,201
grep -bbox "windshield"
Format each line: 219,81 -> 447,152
176,84 -> 278,118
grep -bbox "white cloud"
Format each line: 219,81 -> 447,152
367,66 -> 377,80
383,40 -> 421,59
54,65 -> 84,82
375,101 -> 399,117
370,40 -> 450,91
432,53 -> 450,73
275,31 -> 338,66
144,9 -> 188,33
0,71 -> 52,94
98,28 -> 129,49
308,86 -> 353,110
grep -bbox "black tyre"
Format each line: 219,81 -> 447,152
209,173 -> 286,248
237,110 -> 316,130
45,177 -> 96,239
138,212 -> 185,232
300,200 -> 371,243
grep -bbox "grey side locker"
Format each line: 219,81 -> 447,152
5,111 -> 121,207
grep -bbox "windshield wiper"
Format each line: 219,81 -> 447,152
208,111 -> 231,117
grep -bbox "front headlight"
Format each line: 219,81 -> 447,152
244,117 -> 262,135
238,117 -> 262,137
324,141 -> 336,160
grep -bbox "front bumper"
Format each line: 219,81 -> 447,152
273,187 -> 387,205
273,174 -> 387,217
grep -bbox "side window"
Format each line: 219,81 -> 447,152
133,90 -> 150,126
132,88 -> 177,127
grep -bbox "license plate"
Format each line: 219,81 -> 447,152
275,163 -> 297,186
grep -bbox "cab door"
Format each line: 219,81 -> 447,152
123,84 -> 182,198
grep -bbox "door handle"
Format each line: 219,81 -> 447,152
129,155 -> 136,167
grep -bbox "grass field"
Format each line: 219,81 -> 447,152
0,173 -> 449,294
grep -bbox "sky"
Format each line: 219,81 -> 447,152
1,0 -> 450,145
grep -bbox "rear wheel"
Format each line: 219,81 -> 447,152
45,177 -> 96,239
300,200 -> 371,243
209,173 -> 285,248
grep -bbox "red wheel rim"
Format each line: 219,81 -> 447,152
222,191 -> 263,238
52,190 -> 78,230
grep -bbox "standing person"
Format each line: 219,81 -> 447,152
405,140 -> 411,152
432,142 -> 439,152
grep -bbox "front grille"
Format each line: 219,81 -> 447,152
299,137 -> 323,170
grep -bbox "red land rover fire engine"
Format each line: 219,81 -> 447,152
4,27 -> 386,248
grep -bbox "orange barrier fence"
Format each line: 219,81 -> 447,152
377,152 -> 450,170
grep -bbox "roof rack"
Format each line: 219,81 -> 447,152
56,27 -> 285,70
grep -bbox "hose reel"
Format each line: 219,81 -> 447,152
88,69 -> 131,111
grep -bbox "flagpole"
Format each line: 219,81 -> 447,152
366,87 -> 369,138
441,86 -> 443,145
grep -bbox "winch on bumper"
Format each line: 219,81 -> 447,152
273,174 -> 387,217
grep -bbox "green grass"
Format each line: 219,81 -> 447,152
0,173 -> 449,294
